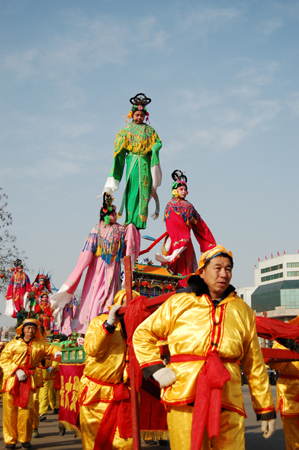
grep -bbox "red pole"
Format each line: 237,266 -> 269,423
124,256 -> 141,450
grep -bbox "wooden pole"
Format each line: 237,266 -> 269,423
124,255 -> 141,450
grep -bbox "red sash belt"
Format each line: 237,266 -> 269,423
93,383 -> 132,450
171,353 -> 235,449
11,365 -> 35,409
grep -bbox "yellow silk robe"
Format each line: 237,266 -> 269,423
133,292 -> 274,416
0,336 -> 60,396
78,314 -> 129,405
270,341 -> 299,416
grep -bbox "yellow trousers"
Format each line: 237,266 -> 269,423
281,415 -> 299,450
167,405 -> 245,450
32,389 -> 40,429
39,378 -> 60,415
3,392 -> 33,444
80,402 -> 133,450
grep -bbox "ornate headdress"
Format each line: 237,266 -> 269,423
14,258 -> 23,269
100,193 -> 117,224
126,93 -> 151,122
171,170 -> 188,198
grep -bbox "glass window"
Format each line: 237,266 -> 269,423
261,264 -> 283,274
261,272 -> 283,282
287,262 -> 299,268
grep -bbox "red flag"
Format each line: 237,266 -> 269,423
277,252 -> 280,256
265,256 -> 267,260
258,258 -> 260,262
271,254 -> 273,258
284,250 -> 286,254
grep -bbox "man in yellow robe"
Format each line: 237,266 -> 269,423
269,318 -> 299,450
78,289 -> 138,450
38,357 -> 60,421
133,245 -> 276,450
0,319 -> 61,449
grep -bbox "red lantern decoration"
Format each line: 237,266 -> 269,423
75,342 -> 78,347
0,274 -> 4,278
68,343 -> 72,347
62,344 -> 65,348
10,268 -> 15,272
142,280 -> 148,287
167,284 -> 174,290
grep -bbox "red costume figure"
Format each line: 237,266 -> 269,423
35,293 -> 54,332
156,170 -> 216,287
5,259 -> 31,318
33,273 -> 52,297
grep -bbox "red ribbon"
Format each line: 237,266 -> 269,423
93,383 -> 132,450
171,352 -> 232,449
11,365 -> 34,409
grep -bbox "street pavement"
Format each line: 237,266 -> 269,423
0,386 -> 286,449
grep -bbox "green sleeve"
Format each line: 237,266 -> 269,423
150,133 -> 162,167
108,131 -> 128,182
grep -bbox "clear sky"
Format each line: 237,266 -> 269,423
1,0 -> 298,326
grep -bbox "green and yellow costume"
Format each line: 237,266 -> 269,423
106,122 -> 162,229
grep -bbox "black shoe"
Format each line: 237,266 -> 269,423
53,408 -> 59,414
5,445 -> 16,449
39,414 -> 47,421
21,443 -> 32,449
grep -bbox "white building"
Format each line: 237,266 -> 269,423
241,253 -> 299,322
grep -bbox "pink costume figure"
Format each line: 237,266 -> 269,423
156,170 -> 216,287
61,296 -> 79,337
5,259 -> 31,318
51,194 -> 140,334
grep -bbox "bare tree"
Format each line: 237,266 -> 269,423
0,188 -> 27,295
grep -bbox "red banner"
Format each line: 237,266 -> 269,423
59,363 -> 85,430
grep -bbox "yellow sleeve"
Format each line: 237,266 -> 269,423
0,341 -> 20,377
242,311 -> 275,414
84,315 -> 116,358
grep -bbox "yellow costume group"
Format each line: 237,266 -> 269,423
39,358 -> 60,416
0,320 -> 60,446
78,310 -> 132,450
133,289 -> 275,450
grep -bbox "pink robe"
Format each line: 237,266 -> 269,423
61,297 -> 79,336
53,223 -> 140,334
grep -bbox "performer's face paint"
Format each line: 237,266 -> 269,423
17,267 -> 23,273
199,256 -> 232,300
177,186 -> 187,199
133,111 -> 145,124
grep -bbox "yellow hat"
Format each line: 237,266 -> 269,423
16,319 -> 43,340
109,289 -> 140,309
196,245 -> 233,274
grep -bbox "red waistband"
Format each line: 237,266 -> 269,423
279,374 -> 299,380
170,354 -> 237,364
85,375 -> 120,387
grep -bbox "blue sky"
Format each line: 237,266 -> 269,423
1,0 -> 299,325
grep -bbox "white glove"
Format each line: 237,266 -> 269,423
107,305 -> 122,326
152,367 -> 176,388
16,369 -> 27,381
54,351 -> 62,359
261,419 -> 276,439
46,366 -> 54,373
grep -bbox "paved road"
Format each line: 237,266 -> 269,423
0,386 -> 286,449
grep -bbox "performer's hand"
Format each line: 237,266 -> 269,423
46,366 -> 54,373
54,351 -> 62,359
16,369 -> 27,381
152,367 -> 176,388
261,419 -> 275,438
107,305 -> 122,326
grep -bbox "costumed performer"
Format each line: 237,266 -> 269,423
269,317 -> 299,450
78,289 -> 139,450
133,245 -> 276,450
38,341 -> 60,422
61,296 -> 79,337
5,259 -> 31,318
0,319 -> 61,449
101,93 -> 162,229
51,194 -> 140,335
156,170 -> 216,287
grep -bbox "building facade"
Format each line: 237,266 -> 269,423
248,254 -> 299,322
